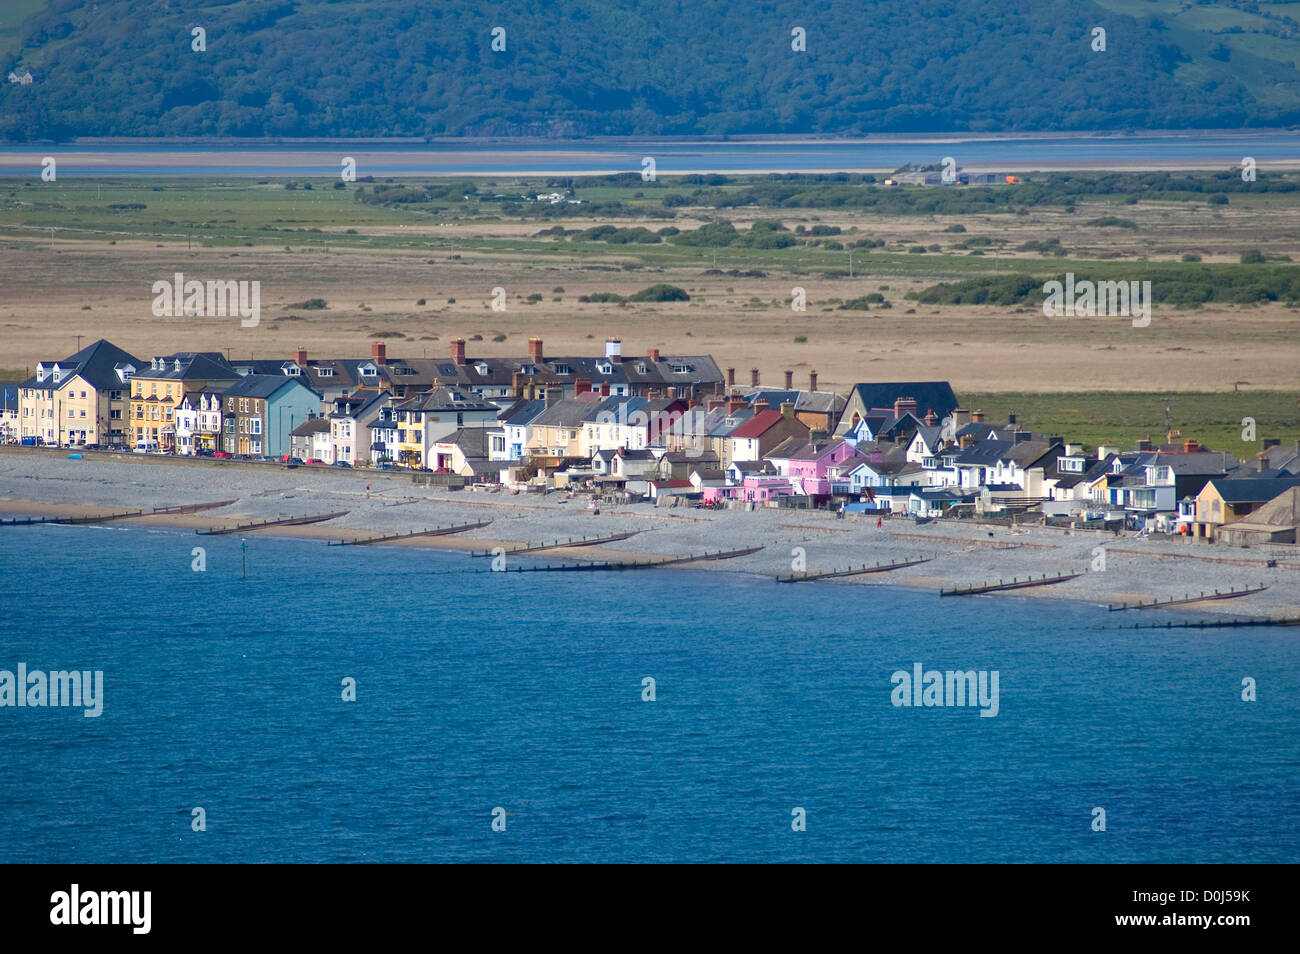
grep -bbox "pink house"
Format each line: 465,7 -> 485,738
766,437 -> 858,495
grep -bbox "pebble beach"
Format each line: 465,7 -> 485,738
2,448 -> 1297,619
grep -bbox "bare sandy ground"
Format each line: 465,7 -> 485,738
2,449 -> 1298,618
2,231 -> 1299,393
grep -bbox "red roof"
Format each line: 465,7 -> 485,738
729,409 -> 785,439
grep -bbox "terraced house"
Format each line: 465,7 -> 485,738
129,352 -> 239,451
222,374 -> 321,458
19,339 -> 141,447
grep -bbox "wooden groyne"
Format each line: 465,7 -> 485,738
3,499 -> 240,527
470,529 -> 644,557
776,555 -> 933,583
151,499 -> 238,515
328,519 -> 493,546
0,508 -> 142,526
488,544 -> 765,574
197,510 -> 349,535
941,571 -> 1084,597
1106,584 -> 1270,612
1114,615 -> 1300,630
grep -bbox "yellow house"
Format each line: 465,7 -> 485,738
525,398 -> 596,462
1193,477 -> 1300,541
129,353 -> 238,451
19,339 -> 140,446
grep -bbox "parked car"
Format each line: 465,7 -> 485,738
331,460 -> 352,468
305,458 -> 327,466
285,456 -> 305,465
213,451 -> 232,459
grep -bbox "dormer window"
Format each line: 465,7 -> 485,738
553,363 -> 571,375
596,361 -> 612,374
287,366 -> 300,375
637,363 -> 648,374
317,368 -> 333,377
670,363 -> 694,374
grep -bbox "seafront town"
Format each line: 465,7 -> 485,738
5,334 -> 1299,547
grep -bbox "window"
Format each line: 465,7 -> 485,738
251,419 -> 262,435
317,368 -> 333,377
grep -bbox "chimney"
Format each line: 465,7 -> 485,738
666,386 -> 677,400
809,369 -> 818,392
599,382 -> 610,397
971,410 -> 984,424
960,435 -> 973,449
780,401 -> 795,420
1048,436 -> 1064,447
605,338 -> 621,359
893,397 -> 918,419
646,388 -> 661,400
529,337 -> 544,363
1183,438 -> 1199,453
784,370 -> 793,389
1008,411 -> 1016,425
1137,437 -> 1153,452
1257,452 -> 1268,473
727,394 -> 746,414
809,427 -> 828,444
751,368 -> 760,387
707,398 -> 725,412
648,347 -> 661,363
371,340 -> 387,365
727,367 -> 736,387
1262,438 -> 1280,450
511,371 -> 524,398
952,407 -> 971,428
292,346 -> 307,366
754,397 -> 769,411
573,377 -> 591,396
544,386 -> 562,407
924,410 -> 937,426
451,338 -> 466,364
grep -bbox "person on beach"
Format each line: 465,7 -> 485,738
877,516 -> 882,529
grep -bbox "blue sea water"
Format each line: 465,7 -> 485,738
0,523 -> 1296,863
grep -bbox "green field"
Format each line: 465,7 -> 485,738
962,392 -> 1300,458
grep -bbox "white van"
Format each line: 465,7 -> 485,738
134,441 -> 160,454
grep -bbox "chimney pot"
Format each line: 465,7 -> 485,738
809,369 -> 818,392
727,367 -> 736,387
971,410 -> 984,424
784,370 -> 793,389
750,368 -> 760,387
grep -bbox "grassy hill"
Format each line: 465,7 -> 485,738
3,0 -> 1300,140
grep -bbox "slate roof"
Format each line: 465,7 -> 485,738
432,428 -> 491,457
291,417 -> 330,436
529,398 -> 601,428
23,339 -> 144,391
225,373 -> 317,400
1205,477 -> 1300,503
851,381 -> 959,419
395,386 -> 499,413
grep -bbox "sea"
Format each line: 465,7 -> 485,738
0,133 -> 1298,176
0,522 -> 1295,863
